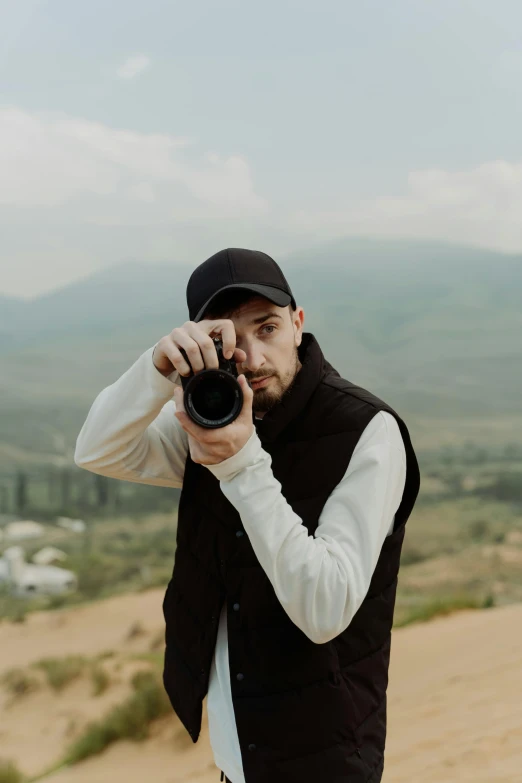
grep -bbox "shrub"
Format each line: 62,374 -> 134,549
33,655 -> 87,691
62,669 -> 171,764
0,759 -> 24,783
90,664 -> 110,697
469,519 -> 490,540
10,608 -> 27,624
400,546 -> 427,565
0,667 -> 39,698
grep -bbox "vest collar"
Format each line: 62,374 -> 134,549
253,332 -> 328,444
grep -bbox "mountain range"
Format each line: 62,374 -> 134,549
0,236 -> 520,467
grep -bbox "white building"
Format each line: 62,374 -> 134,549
56,516 -> 86,533
0,520 -> 45,542
0,546 -> 77,597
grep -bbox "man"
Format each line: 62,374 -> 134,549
75,247 -> 420,783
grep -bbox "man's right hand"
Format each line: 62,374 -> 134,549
152,319 -> 247,378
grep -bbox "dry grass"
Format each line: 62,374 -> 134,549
61,670 -> 171,765
31,655 -> 88,692
0,760 -> 24,783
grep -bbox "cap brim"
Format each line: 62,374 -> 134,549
194,284 -> 292,322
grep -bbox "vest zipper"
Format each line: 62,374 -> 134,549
356,747 -> 362,758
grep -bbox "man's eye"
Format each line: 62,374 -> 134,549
262,325 -> 276,334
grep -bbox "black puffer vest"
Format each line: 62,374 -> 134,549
162,332 -> 420,783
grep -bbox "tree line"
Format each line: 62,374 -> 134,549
0,465 -> 180,521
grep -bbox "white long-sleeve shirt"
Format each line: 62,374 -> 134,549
74,344 -> 407,783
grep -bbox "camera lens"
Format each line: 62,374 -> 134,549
192,378 -> 236,421
179,339 -> 243,428
184,370 -> 243,428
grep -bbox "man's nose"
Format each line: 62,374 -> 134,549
239,344 -> 265,375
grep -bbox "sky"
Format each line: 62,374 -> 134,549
1,0 -> 522,298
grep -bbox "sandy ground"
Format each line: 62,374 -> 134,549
0,589 -> 520,783
0,590 -> 165,673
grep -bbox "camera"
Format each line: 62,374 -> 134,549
179,337 -> 244,429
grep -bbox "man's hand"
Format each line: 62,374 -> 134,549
172,375 -> 255,466
153,318 -> 247,377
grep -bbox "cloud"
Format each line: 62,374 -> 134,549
0,106 -> 267,220
291,160 -> 522,254
3,103 -> 522,299
117,54 -> 150,79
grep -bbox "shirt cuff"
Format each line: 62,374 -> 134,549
206,428 -> 265,482
146,344 -> 180,398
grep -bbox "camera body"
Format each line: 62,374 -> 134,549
179,337 -> 244,429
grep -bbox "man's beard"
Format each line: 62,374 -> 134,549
252,345 -> 301,416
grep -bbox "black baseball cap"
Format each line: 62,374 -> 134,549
186,248 -> 297,323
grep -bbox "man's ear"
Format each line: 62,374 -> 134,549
293,306 -> 304,345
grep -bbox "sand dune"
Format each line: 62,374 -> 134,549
0,589 -> 520,783
385,602 -> 522,782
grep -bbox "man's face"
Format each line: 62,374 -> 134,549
224,297 -> 305,418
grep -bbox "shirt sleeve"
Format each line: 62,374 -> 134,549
206,411 -> 406,644
74,344 -> 189,488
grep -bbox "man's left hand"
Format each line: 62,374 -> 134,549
173,374 -> 255,466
